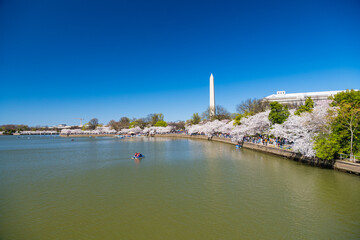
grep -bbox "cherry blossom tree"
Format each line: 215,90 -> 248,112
143,126 -> 174,135
231,110 -> 271,142
186,120 -> 232,137
270,101 -> 331,157
186,101 -> 331,158
119,126 -> 142,134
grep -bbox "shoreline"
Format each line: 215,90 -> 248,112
153,134 -> 360,175
153,134 -> 324,163
60,134 -> 116,137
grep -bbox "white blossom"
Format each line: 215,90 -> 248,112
143,126 -> 174,135
119,126 -> 142,134
231,111 -> 271,142
270,101 -> 331,157
185,120 -> 231,137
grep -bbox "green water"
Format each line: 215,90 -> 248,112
0,136 -> 359,240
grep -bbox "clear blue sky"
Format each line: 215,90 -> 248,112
1,0 -> 359,126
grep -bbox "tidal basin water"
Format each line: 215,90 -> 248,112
0,136 -> 359,240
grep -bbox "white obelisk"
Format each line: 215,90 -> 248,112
209,73 -> 215,118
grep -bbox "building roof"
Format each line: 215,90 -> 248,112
264,90 -> 348,101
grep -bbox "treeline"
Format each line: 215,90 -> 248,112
181,99 -> 287,126
107,113 -> 185,131
0,124 -> 55,135
187,90 -> 360,161
188,98 -> 300,125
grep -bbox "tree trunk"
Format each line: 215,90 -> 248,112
350,128 -> 354,162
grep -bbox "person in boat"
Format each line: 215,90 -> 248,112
134,152 -> 143,158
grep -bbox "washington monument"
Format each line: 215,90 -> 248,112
209,73 -> 215,118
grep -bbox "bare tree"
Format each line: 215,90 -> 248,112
236,98 -> 269,114
108,120 -> 119,130
147,113 -> 164,126
202,105 -> 231,121
88,118 -> 99,130
168,121 -> 185,130
118,117 -> 130,129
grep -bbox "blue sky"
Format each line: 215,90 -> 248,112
1,0 -> 359,126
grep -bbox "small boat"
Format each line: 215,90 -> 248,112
132,155 -> 145,159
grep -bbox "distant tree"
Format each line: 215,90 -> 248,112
233,114 -> 242,126
230,113 -> 238,119
154,120 -> 168,127
234,99 -> 269,126
214,105 -> 231,120
295,97 -> 314,116
189,113 -> 201,125
108,117 -> 130,131
129,118 -> 148,129
7,129 -> 16,135
202,105 -> 231,121
168,121 -> 186,130
268,102 -> 290,125
147,113 -> 164,126
108,120 -> 118,130
236,98 -> 269,115
0,124 -> 30,134
233,112 -> 252,126
118,117 -> 130,129
0,124 -> 29,131
177,121 -> 186,130
147,114 -> 156,125
88,118 -> 99,130
129,121 -> 137,128
139,118 -> 150,128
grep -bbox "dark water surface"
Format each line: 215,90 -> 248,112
0,136 -> 359,240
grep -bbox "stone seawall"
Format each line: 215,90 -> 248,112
334,161 -> 360,175
154,134 -> 335,168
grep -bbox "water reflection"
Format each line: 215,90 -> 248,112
134,158 -> 141,164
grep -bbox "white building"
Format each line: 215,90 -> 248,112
263,90 -> 351,105
49,124 -> 72,129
